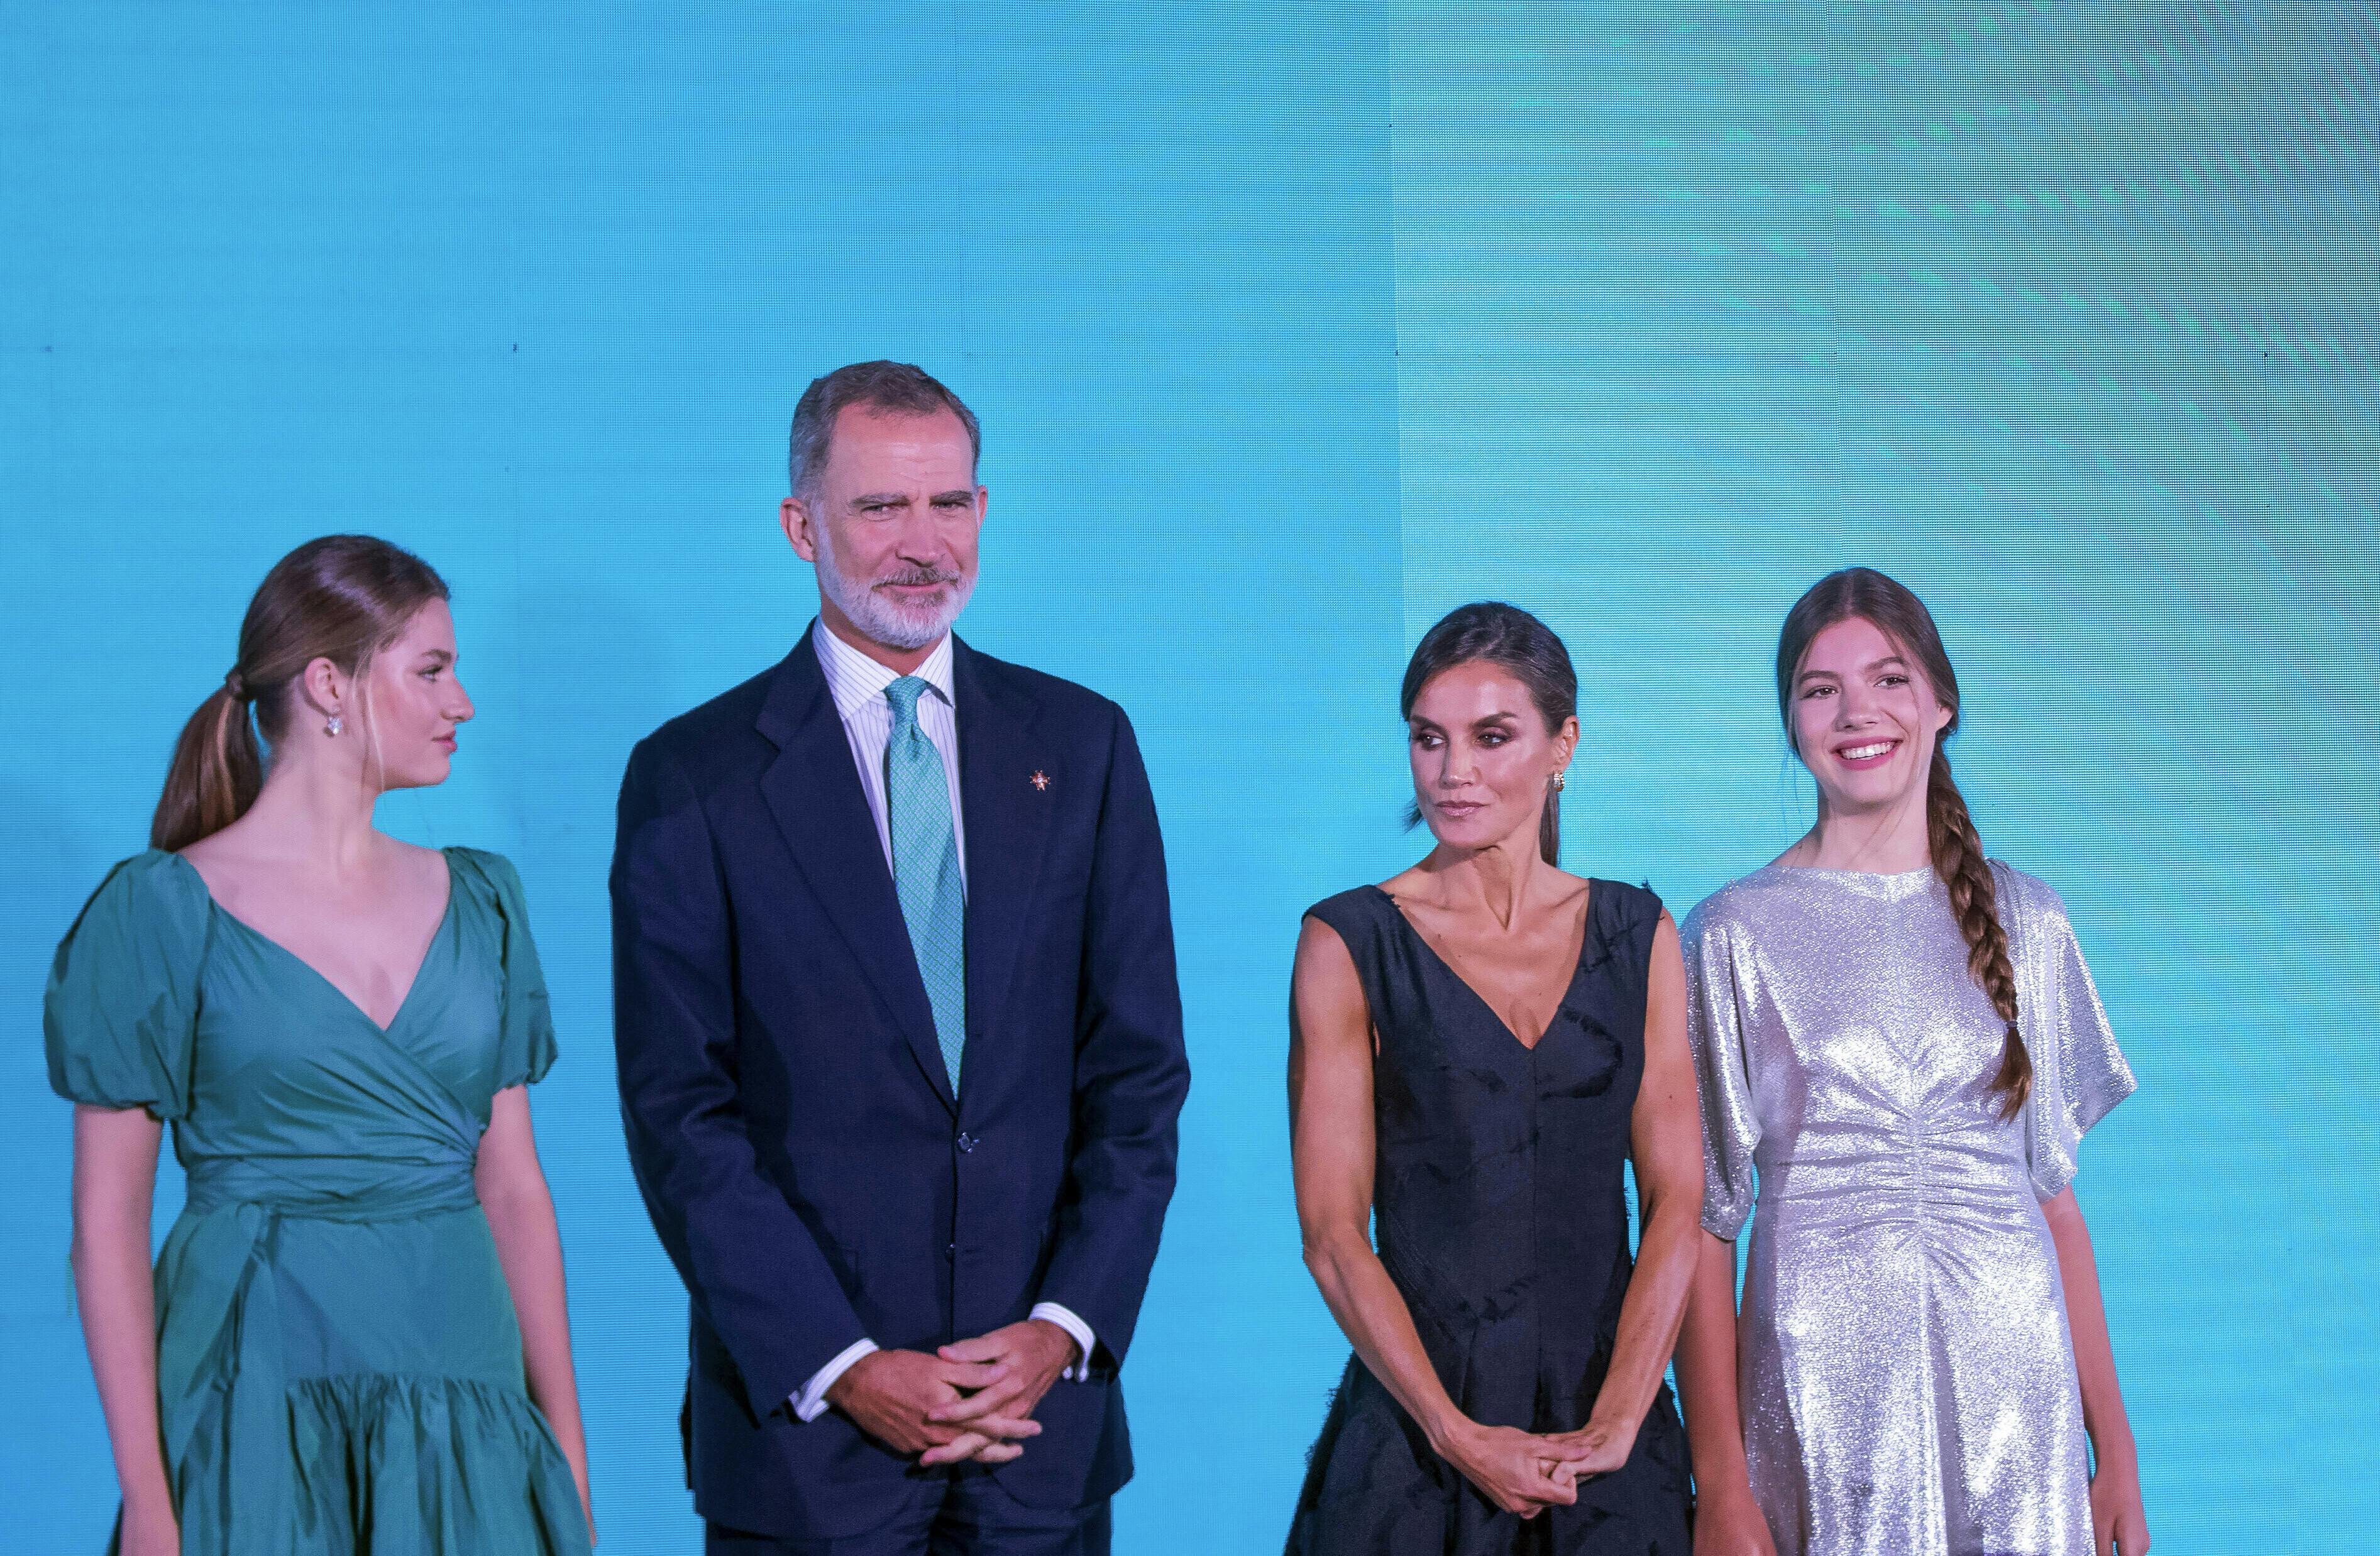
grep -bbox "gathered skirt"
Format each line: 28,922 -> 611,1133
138,1195 -> 589,1556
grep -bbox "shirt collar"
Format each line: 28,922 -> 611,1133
812,619 -> 956,722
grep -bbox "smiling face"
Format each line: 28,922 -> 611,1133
1788,615 -> 1953,818
355,599 -> 474,791
781,404 -> 984,656
1406,659 -> 1578,854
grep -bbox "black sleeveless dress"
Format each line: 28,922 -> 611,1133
1286,881 -> 1693,1555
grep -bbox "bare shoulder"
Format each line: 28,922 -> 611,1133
172,821 -> 266,904
1293,911 -> 1360,980
1374,862 -> 1431,904
173,828 -> 232,878
177,829 -> 448,915
1291,911 -> 1372,1034
390,836 -> 452,882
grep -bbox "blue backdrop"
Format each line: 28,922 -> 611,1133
3,6 -> 2372,1553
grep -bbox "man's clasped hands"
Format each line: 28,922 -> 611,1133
825,1318 -> 1083,1466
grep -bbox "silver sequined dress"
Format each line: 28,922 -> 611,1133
1683,862 -> 2134,1556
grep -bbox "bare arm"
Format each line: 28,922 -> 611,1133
70,1104 -> 177,1555
1675,1231 -> 1773,1553
1546,912 -> 1704,1474
2043,1187 -> 2149,1556
477,1087 -> 595,1544
1289,917 -> 1575,1518
1670,902 -> 1774,1556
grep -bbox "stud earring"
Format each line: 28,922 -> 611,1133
326,713 -> 344,737
1551,770 -> 1567,792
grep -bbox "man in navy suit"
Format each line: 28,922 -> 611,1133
612,361 -> 1190,1554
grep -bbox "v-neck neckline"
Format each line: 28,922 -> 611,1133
172,848 -> 458,1036
1369,881 -> 1597,1053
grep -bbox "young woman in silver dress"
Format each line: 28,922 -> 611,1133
1672,568 -> 2150,1556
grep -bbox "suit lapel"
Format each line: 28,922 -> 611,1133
756,632 -> 954,1113
954,637 -> 1052,1105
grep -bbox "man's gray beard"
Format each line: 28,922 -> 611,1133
813,527 -> 974,651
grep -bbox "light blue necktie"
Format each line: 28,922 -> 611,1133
883,676 -> 967,1095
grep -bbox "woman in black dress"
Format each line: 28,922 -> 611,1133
1286,603 -> 1700,1555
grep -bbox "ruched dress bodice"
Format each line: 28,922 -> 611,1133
45,847 -> 590,1556
1286,880 -> 1692,1555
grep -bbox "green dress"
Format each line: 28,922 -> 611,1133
44,846 -> 592,1556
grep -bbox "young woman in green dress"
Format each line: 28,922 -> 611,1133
47,535 -> 597,1555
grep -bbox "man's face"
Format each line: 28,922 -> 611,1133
782,405 -> 986,654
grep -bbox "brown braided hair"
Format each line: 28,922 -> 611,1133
1775,567 -> 2032,1120
151,536 -> 449,852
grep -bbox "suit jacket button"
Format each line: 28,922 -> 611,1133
957,1132 -> 976,1153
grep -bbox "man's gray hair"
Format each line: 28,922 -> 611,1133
787,360 -> 982,500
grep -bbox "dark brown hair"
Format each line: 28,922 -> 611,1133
787,359 -> 981,500
1775,566 -> 2032,1120
151,535 -> 450,853
1401,601 -> 1577,867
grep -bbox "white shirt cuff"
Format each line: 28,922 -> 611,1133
789,1337 -> 878,1423
1030,1302 -> 1096,1381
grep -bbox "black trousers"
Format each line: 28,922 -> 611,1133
704,1474 -> 1110,1556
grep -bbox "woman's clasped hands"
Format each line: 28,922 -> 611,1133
1436,1415 -> 1637,1518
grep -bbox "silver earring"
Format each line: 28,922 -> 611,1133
1552,770 -> 1567,792
326,713 -> 344,737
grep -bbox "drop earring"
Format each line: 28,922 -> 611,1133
326,712 -> 344,737
1552,770 -> 1567,792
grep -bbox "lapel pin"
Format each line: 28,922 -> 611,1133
1030,770 -> 1050,791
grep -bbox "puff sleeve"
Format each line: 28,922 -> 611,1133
1682,898 -> 1761,1240
457,848 -> 559,1093
45,852 -> 209,1120
1997,864 -> 2136,1201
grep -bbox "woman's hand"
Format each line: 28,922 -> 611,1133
1436,1420 -> 1580,1517
118,1497 -> 180,1556
1541,1413 -> 1634,1482
2089,1444 -> 2149,1556
1691,1481 -> 1778,1556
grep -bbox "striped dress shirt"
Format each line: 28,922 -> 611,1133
791,620 -> 1096,1423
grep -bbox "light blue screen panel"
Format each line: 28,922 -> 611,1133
3,6 -> 2371,1552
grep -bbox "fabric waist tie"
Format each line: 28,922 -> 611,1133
182,1154 -> 480,1221
160,1151 -> 482,1534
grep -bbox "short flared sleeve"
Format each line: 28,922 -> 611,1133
1997,863 -> 2135,1201
45,852 -> 211,1119
453,848 -> 559,1091
1682,894 -> 1761,1240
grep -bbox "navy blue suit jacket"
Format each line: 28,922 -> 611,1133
611,629 -> 1189,1540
